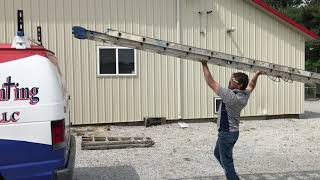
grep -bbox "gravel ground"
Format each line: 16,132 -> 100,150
73,100 -> 320,180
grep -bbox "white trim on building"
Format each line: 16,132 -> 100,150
97,46 -> 137,77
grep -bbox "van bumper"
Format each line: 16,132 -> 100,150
55,135 -> 76,180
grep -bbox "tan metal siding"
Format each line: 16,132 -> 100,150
0,0 -> 179,124
179,0 -> 305,119
90,0 -> 179,124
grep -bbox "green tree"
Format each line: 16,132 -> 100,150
263,0 -> 303,9
303,2 -> 320,72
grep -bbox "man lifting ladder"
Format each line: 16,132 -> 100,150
202,61 -> 263,180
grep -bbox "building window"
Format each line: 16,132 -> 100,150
214,97 -> 222,114
97,46 -> 136,76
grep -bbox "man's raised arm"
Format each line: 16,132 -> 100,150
202,62 -> 220,94
246,71 -> 264,93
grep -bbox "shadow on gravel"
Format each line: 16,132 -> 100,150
300,111 -> 320,119
73,165 -> 139,180
170,170 -> 320,180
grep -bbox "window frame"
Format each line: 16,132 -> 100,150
97,46 -> 137,77
214,97 -> 222,114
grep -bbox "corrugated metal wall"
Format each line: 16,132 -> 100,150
179,0 -> 305,119
0,0 -> 180,125
0,0 -> 305,125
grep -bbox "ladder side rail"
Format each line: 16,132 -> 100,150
105,29 -> 317,79
111,36 -> 319,83
77,28 -> 320,84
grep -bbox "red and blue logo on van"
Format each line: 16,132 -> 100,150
0,76 -> 40,124
0,76 -> 40,105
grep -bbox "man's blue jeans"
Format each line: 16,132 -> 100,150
214,131 -> 240,180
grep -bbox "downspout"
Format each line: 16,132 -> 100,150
177,0 -> 182,119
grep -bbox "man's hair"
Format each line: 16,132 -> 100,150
233,72 -> 249,90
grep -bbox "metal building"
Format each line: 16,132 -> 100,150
0,0 -> 318,125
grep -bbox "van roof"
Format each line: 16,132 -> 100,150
0,43 -> 55,63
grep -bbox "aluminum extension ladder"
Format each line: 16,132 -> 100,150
72,26 -> 320,84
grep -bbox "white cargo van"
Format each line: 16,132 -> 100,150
0,11 -> 75,180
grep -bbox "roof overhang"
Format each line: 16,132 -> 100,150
249,0 -> 318,40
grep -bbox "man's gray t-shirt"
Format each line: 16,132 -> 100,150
217,87 -> 251,132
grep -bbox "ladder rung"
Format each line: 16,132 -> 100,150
72,26 -> 320,84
